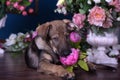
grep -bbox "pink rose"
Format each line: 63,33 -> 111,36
88,6 -> 106,26
19,6 -> 25,11
22,11 -> 27,16
29,0 -> 33,3
103,13 -> 113,28
70,32 -> 81,43
6,1 -> 11,6
72,13 -> 86,29
60,48 -> 79,66
109,0 -> 120,12
13,2 -> 19,8
28,8 -> 34,13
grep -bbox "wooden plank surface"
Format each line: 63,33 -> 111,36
0,53 -> 120,80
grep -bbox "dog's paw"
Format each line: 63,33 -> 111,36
55,66 -> 75,79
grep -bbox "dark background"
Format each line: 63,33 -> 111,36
0,0 -> 72,39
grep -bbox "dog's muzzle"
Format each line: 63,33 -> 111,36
60,49 -> 71,57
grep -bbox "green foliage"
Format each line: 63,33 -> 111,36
66,66 -> 74,72
0,1 -> 6,19
78,60 -> 89,71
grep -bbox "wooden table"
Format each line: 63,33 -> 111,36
0,53 -> 120,80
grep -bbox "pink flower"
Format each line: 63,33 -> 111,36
103,12 -> 113,28
28,8 -> 34,13
72,13 -> 86,29
13,2 -> 19,8
6,1 -> 11,6
32,31 -> 38,39
109,0 -> 120,12
103,17 -> 113,28
19,6 -> 25,11
60,48 -> 79,66
88,6 -> 106,26
24,34 -> 31,42
70,32 -> 81,43
29,0 -> 33,3
22,11 -> 27,16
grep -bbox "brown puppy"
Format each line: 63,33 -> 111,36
25,19 -> 75,79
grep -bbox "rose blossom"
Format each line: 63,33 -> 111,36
22,11 -> 27,16
13,2 -> 19,8
60,48 -> 79,66
70,32 -> 81,43
72,13 -> 86,29
109,0 -> 120,12
29,0 -> 33,3
103,12 -> 113,28
6,1 -> 11,6
19,6 -> 25,11
88,6 -> 106,27
28,8 -> 34,13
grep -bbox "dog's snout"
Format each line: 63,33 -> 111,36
62,50 -> 71,57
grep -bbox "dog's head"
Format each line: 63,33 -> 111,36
35,19 -> 73,58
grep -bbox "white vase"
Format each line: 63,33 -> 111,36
86,30 -> 119,67
86,30 -> 118,47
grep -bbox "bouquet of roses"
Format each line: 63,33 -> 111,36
55,0 -> 120,35
0,0 -> 34,18
55,0 -> 120,72
0,0 -> 34,28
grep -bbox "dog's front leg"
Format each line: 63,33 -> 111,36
37,59 -> 75,79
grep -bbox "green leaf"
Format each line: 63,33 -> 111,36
66,0 -> 73,5
66,66 -> 74,72
78,60 -> 89,71
80,53 -> 87,59
0,0 -> 6,4
79,9 -> 86,14
22,1 -> 31,7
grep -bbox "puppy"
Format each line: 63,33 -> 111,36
25,19 -> 75,79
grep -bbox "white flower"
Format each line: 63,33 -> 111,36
0,48 -> 4,54
87,0 -> 92,4
105,0 -> 112,3
5,34 -> 17,46
93,0 -> 101,3
8,33 -> 17,40
18,32 -> 24,37
56,0 -> 65,6
117,17 -> 120,21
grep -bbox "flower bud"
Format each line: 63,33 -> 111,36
70,32 -> 81,43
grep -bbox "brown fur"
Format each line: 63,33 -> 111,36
25,19 -> 75,79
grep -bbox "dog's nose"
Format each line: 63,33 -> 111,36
63,50 -> 71,57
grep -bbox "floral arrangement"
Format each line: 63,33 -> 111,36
0,0 -> 34,19
55,0 -> 120,72
55,0 -> 120,34
0,0 -> 34,28
59,29 -> 89,72
4,31 -> 37,52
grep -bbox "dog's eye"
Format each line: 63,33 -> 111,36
52,37 -> 58,41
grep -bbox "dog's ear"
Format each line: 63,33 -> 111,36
36,22 -> 51,40
35,23 -> 59,63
